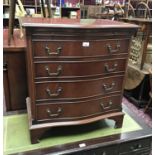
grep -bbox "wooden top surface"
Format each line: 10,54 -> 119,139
3,29 -> 26,52
21,17 -> 138,29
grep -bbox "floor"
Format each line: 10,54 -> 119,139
122,97 -> 152,128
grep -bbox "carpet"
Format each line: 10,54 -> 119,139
4,112 -> 142,155
122,97 -> 152,127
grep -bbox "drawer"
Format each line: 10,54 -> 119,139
34,58 -> 127,79
119,148 -> 151,155
32,39 -> 130,58
119,138 -> 151,154
35,75 -> 124,101
71,145 -> 118,155
36,94 -> 122,121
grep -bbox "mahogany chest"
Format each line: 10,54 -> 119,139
22,18 -> 138,144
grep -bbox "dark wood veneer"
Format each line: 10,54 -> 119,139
32,39 -> 130,58
22,18 -> 138,144
35,75 -> 124,101
34,58 -> 127,79
36,94 -> 122,122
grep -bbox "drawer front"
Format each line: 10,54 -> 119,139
119,138 -> 151,154
35,75 -> 124,101
34,58 -> 127,79
32,39 -> 129,58
119,148 -> 151,155
72,145 -> 118,155
36,94 -> 122,121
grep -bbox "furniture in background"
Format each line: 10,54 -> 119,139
3,0 -> 81,45
3,0 -> 81,26
3,0 -> 126,23
124,66 -> 151,108
3,29 -> 28,111
22,18 -> 138,144
80,0 -> 125,19
123,0 -> 152,69
121,18 -> 151,69
3,0 -> 44,28
121,18 -> 152,109
144,67 -> 152,114
4,0 -> 53,45
125,0 -> 152,19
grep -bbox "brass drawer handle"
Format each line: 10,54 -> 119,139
45,45 -> 62,55
104,63 -> 118,73
46,107 -> 62,117
3,62 -> 8,71
45,65 -> 62,76
103,82 -> 115,91
46,87 -> 62,97
102,152 -> 107,155
107,43 -> 120,54
130,144 -> 142,151
100,101 -> 113,111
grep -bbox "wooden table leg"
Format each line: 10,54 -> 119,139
8,0 -> 16,45
140,24 -> 151,69
40,0 -> 46,17
46,0 -> 52,18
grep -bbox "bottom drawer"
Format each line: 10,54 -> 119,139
36,94 -> 122,122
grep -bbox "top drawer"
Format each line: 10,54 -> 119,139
32,39 -> 130,58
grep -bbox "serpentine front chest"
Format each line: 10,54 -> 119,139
22,18 -> 138,144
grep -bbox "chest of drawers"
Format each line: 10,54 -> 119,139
22,18 -> 138,144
